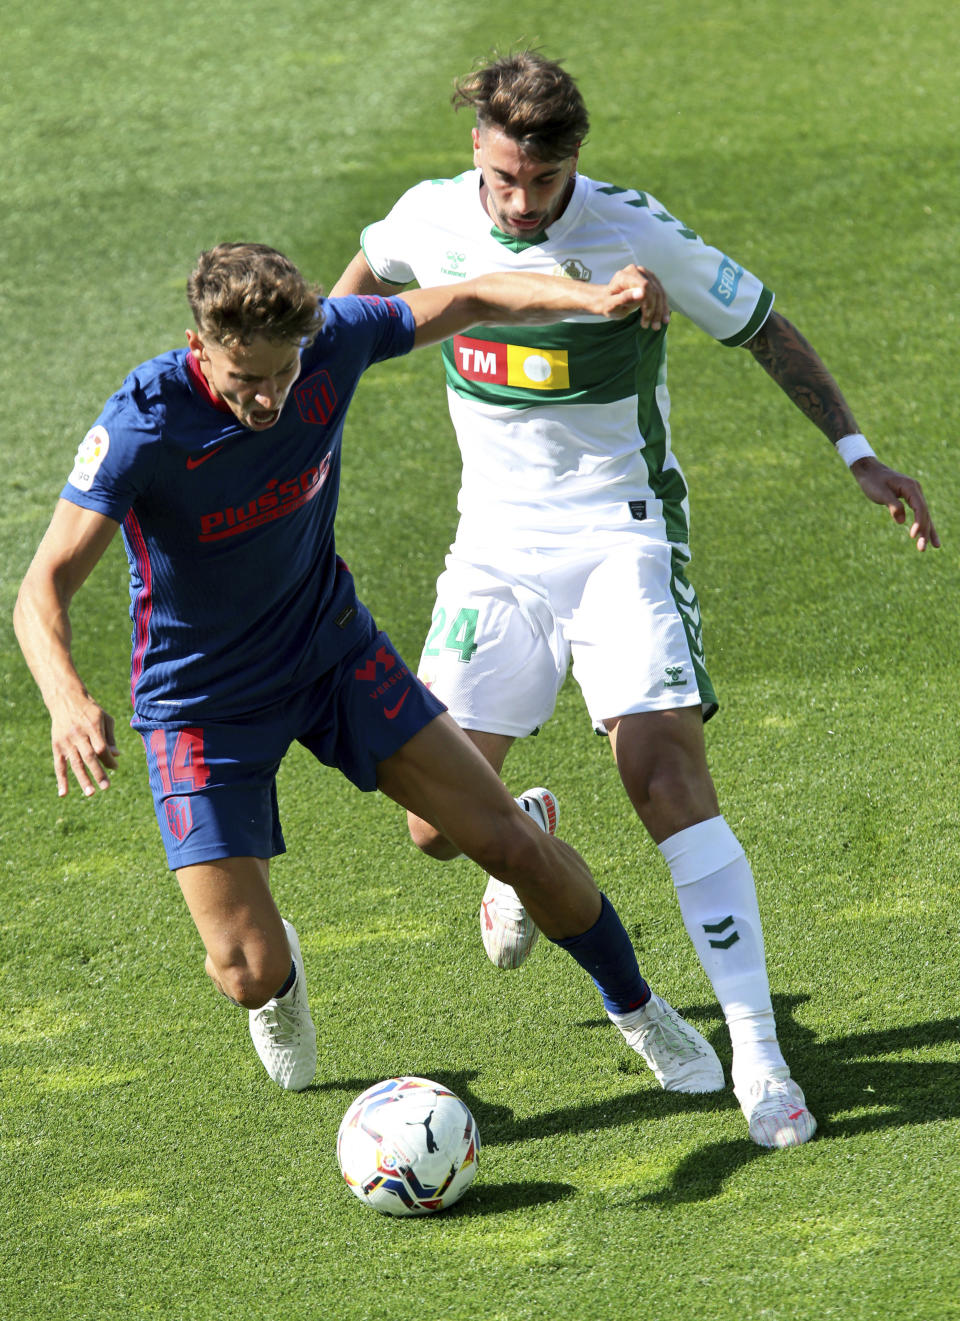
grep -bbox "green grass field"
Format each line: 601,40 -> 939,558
2,2 -> 959,1317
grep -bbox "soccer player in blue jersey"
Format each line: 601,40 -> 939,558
15,241 -> 728,1098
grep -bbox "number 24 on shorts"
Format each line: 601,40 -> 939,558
423,607 -> 479,663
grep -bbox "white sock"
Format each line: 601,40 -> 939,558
659,816 -> 787,1087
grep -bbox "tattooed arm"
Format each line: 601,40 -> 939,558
746,311 -> 858,441
744,311 -> 939,551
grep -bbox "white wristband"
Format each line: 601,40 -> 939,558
836,433 -> 876,467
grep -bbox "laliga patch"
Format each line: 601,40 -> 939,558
68,425 -> 110,491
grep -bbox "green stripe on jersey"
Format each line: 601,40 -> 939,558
636,341 -> 690,547
720,285 -> 774,346
441,310 -> 665,407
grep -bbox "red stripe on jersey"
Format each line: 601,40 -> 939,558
124,509 -> 152,709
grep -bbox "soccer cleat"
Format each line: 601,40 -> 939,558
479,787 -> 558,969
734,1069 -> 817,1148
248,919 -> 317,1091
517,786 -> 559,837
610,993 -> 725,1093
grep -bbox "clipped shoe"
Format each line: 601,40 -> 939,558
734,1069 -> 817,1147
518,785 -> 558,836
480,787 -> 558,969
610,992 -> 725,1093
248,919 -> 317,1091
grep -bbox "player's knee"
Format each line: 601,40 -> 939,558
205,944 -> 290,1009
630,760 -> 719,836
407,810 -> 462,861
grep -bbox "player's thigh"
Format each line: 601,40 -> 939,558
176,856 -> 283,961
568,539 -> 713,729
418,562 -> 565,738
377,712 -> 522,860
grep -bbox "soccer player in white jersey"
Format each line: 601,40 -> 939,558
331,50 -> 939,1148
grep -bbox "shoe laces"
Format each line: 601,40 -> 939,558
741,1071 -> 799,1113
641,1019 -> 703,1064
626,1000 -> 705,1064
255,991 -> 302,1046
488,879 -> 527,926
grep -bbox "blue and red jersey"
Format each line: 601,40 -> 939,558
61,295 -> 416,721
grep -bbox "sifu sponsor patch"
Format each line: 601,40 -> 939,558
709,256 -> 744,307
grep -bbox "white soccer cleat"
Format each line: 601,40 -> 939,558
480,787 -> 558,969
610,992 -> 725,1093
734,1069 -> 817,1148
248,919 -> 317,1091
518,785 -> 558,837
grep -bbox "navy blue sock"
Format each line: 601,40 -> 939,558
552,893 -> 651,1015
274,958 -> 297,999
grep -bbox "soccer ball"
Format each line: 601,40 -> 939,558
336,1076 -> 480,1216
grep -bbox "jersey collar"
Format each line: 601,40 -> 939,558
481,172 -> 586,252
184,348 -> 232,413
489,226 -> 549,252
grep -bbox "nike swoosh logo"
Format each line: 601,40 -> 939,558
384,688 -> 411,720
186,446 -> 225,470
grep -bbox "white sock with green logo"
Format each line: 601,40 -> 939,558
658,816 -> 787,1088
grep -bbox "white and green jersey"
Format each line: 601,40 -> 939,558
360,169 -> 773,557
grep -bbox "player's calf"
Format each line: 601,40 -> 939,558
480,787 -> 557,968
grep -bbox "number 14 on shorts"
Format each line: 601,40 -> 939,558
149,727 -> 211,792
423,607 -> 479,663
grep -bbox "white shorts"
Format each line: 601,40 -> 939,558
417,529 -> 717,738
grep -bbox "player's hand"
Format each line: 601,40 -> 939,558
602,264 -> 671,328
850,455 -> 940,552
50,694 -> 120,797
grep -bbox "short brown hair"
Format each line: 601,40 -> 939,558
187,243 -> 323,348
452,50 -> 589,162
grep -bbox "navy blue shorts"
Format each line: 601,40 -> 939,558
134,621 -> 446,870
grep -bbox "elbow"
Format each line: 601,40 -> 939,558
12,581 -> 28,642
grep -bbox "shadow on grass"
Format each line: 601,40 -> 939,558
439,1180 -> 577,1217
319,995 -> 960,1206
636,994 -> 960,1205
319,1067 -> 726,1150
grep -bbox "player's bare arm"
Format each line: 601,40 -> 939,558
746,310 -> 859,439
745,310 -> 939,551
330,251 -> 408,298
14,499 -> 122,796
402,265 -> 668,349
332,253 -> 669,341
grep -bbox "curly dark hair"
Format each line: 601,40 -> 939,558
452,49 -> 589,161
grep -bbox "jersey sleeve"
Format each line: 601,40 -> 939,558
359,182 -> 438,286
313,293 -> 417,368
59,388 -> 161,522
620,190 -> 774,346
